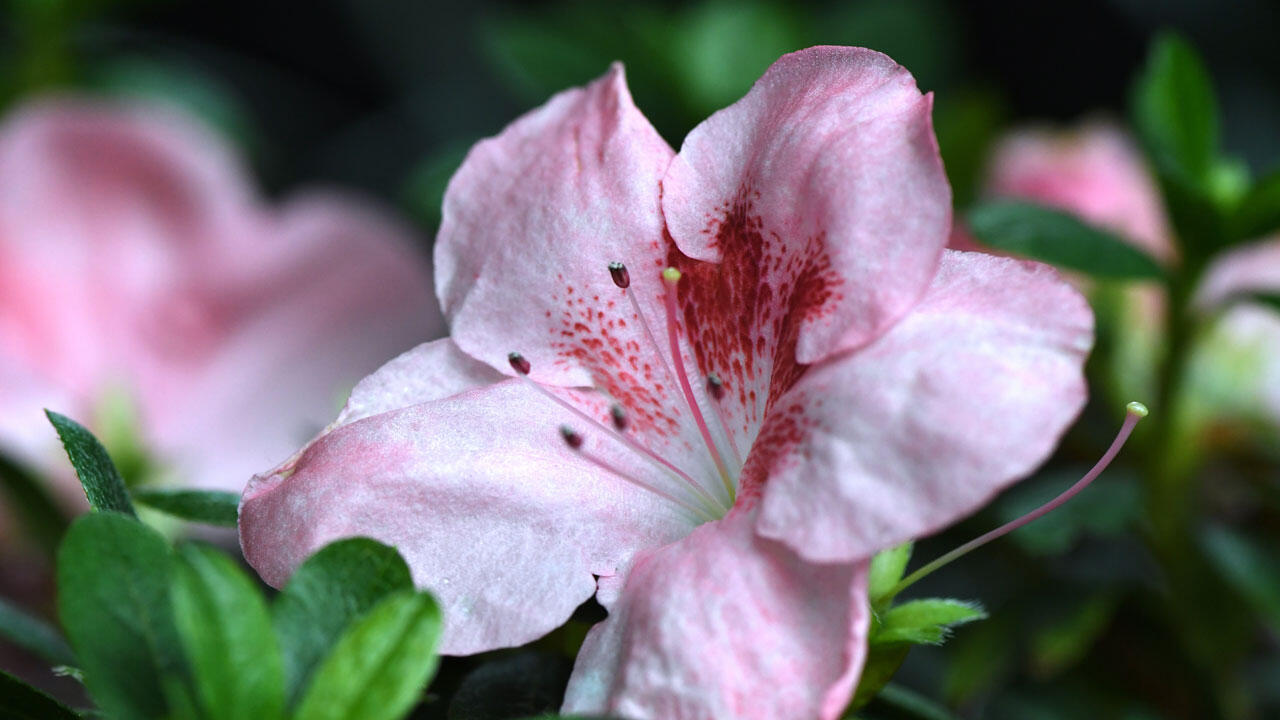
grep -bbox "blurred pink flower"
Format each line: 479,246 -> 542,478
986,121 -> 1176,264
983,120 -> 1280,438
0,99 -> 440,495
239,48 -> 1092,718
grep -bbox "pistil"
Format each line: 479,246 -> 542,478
885,401 -> 1150,600
661,267 -> 736,502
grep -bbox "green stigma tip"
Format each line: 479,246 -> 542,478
662,267 -> 682,283
1126,401 -> 1149,418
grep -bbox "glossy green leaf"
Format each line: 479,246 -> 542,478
45,411 -> 135,518
966,201 -> 1164,280
273,538 -> 415,707
131,489 -> 239,527
293,591 -> 442,720
171,543 -> 284,720
873,599 -> 987,646
0,596 -> 74,667
0,669 -> 80,720
1132,32 -> 1219,188
868,542 -> 913,608
57,512 -> 183,720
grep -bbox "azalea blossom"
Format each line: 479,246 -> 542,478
0,99 -> 440,496
986,121 -> 1176,264
240,47 -> 1092,718
984,121 -> 1280,439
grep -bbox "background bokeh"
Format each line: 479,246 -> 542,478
2,1 -> 1279,719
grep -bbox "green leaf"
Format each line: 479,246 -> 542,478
873,599 -> 987,646
171,543 -> 285,720
273,538 -> 415,707
1131,33 -> 1228,254
845,643 -> 910,712
57,512 -> 183,720
0,452 -> 69,557
131,489 -> 239,527
966,201 -> 1164,280
868,542 -> 913,608
45,411 -> 135,517
293,591 -> 442,720
0,669 -> 80,720
0,596 -> 75,667
1132,32 -> 1219,188
1228,168 -> 1280,241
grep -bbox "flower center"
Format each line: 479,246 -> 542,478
507,262 -> 749,523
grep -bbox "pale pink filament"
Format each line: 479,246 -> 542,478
888,403 -> 1148,598
662,268 -> 735,501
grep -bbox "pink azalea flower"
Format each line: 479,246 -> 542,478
0,99 -> 440,495
986,121 -> 1176,264
983,119 -> 1280,435
240,47 -> 1092,718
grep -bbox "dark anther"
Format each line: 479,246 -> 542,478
508,352 -> 531,375
560,425 -> 584,450
608,261 -> 630,289
706,373 -> 726,401
610,404 -> 628,431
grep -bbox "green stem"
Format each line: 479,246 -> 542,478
1142,262 -> 1253,719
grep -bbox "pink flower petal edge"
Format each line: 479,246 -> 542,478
563,509 -> 871,720
664,46 -> 951,363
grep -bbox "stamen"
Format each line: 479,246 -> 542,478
508,352 -> 531,376
885,402 -> 1149,600
561,425 -> 717,523
511,351 -> 724,513
706,373 -> 726,401
559,425 -> 584,449
608,261 -> 630,289
662,268 -> 735,501
705,373 -> 744,467
610,404 -> 628,431
609,262 -> 679,392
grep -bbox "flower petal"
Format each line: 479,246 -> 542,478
335,338 -> 502,428
239,378 -> 695,655
562,509 -> 870,720
434,64 -> 730,482
144,193 -> 440,491
0,98 -> 257,400
662,46 -> 950,371
1195,236 -> 1280,309
986,122 -> 1175,264
752,250 -> 1093,562
437,64 -> 675,387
